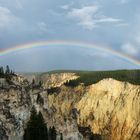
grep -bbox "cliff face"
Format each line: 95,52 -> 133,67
0,75 -> 31,140
76,79 -> 140,140
46,78 -> 140,140
23,73 -> 78,88
40,73 -> 78,88
0,73 -> 140,140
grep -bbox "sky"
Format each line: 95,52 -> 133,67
0,0 -> 140,72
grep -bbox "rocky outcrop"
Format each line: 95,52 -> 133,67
76,79 -> 140,140
23,72 -> 78,88
0,79 -> 31,140
0,73 -> 140,140
40,73 -> 78,88
46,78 -> 140,140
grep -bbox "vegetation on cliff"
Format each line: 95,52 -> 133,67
0,65 -> 15,77
24,107 -> 58,140
63,69 -> 140,86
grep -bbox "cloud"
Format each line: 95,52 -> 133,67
68,5 -> 98,30
0,6 -> 18,28
95,17 -> 121,23
60,2 -> 72,10
60,2 -> 74,10
121,43 -> 139,56
61,5 -> 70,10
68,5 -> 123,30
38,22 -> 48,32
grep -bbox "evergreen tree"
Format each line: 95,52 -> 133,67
23,107 -> 48,140
32,79 -> 35,85
10,70 -> 14,75
5,65 -> 10,74
60,133 -> 63,140
39,81 -> 43,87
49,126 -> 57,140
37,94 -> 44,105
0,67 -> 4,75
37,112 -> 48,140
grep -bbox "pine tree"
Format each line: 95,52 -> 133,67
23,107 -> 48,140
39,81 -> 43,87
10,70 -> 14,75
49,126 -> 57,140
5,65 -> 10,74
60,133 -> 63,140
32,79 -> 35,85
37,112 -> 48,140
0,67 -> 4,75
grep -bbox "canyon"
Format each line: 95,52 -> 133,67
0,72 -> 139,140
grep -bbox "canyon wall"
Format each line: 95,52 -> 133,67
0,73 -> 139,140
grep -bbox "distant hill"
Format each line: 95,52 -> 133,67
19,69 -> 140,86
48,69 -> 140,86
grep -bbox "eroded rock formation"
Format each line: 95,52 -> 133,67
0,73 -> 139,140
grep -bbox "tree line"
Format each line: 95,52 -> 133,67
0,65 -> 15,76
64,70 -> 140,86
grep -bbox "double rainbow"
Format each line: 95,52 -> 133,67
0,40 -> 140,67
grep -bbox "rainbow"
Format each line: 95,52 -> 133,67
0,40 -> 140,67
